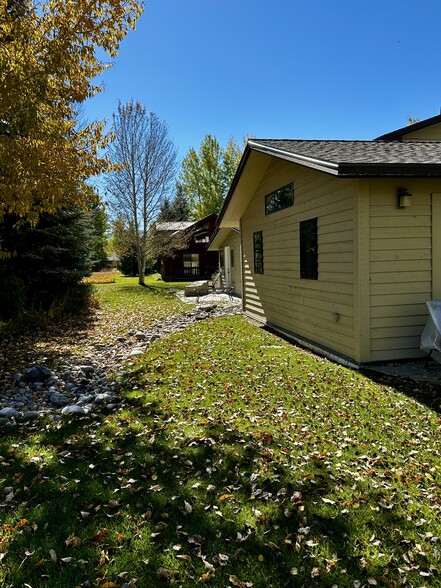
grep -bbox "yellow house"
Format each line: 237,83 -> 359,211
211,114 -> 441,366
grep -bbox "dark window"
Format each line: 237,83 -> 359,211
265,182 -> 294,215
300,218 -> 318,279
183,253 -> 200,277
253,231 -> 263,274
230,248 -> 235,268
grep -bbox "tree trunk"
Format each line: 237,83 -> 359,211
137,253 -> 145,285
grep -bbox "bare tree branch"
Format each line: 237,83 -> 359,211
106,101 -> 177,285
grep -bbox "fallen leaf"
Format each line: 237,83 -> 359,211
229,575 -> 253,587
198,571 -> 215,583
290,567 -> 298,575
183,500 -> 192,513
157,567 -> 178,583
311,567 -> 320,578
321,497 -> 336,505
65,534 -> 82,547
219,493 -> 234,503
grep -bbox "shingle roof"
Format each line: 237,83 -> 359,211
155,221 -> 194,232
248,139 -> 441,177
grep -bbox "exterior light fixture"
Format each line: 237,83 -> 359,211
397,187 -> 412,208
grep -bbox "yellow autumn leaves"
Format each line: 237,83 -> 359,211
0,0 -> 143,224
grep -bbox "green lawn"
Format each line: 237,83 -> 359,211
0,278 -> 440,587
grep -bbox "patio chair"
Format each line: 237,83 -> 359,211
209,271 -> 234,300
420,300 -> 441,367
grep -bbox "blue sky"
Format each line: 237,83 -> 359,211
84,0 -> 441,161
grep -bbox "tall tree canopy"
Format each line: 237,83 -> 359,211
180,135 -> 242,219
0,0 -> 143,224
106,100 -> 177,285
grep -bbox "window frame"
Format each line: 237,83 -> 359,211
253,231 -> 264,274
300,218 -> 318,280
183,253 -> 199,269
265,182 -> 294,215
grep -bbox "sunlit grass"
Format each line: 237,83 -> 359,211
93,273 -> 188,316
84,270 -> 120,284
0,288 -> 440,587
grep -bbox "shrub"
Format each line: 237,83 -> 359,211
0,274 -> 27,321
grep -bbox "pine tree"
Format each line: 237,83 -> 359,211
157,183 -> 191,222
0,207 -> 96,320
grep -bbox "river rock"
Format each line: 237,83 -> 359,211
50,392 -> 70,406
23,365 -> 52,382
61,405 -> 86,416
0,407 -> 20,419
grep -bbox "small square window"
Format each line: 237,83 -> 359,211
253,231 -> 263,274
300,218 -> 318,280
265,182 -> 294,215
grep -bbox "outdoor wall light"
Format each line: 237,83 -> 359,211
397,187 -> 412,208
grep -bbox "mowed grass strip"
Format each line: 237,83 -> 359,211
0,286 -> 440,588
93,272 -> 188,315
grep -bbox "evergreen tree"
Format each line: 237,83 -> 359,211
89,203 -> 109,271
172,182 -> 192,221
0,207 -> 95,320
157,183 -> 191,222
157,198 -> 173,222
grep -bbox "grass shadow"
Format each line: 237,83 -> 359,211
361,367 -> 441,415
1,392 -> 433,588
0,308 -> 99,384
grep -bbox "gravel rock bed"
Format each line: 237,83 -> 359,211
0,295 -> 241,427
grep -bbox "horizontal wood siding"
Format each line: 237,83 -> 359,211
242,159 -> 357,359
368,180 -> 441,361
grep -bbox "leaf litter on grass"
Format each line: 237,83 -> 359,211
0,282 -> 440,587
124,314 -> 441,587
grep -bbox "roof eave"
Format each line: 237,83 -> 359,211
375,114 -> 441,141
338,163 -> 441,177
248,140 -> 340,175
216,146 -> 253,225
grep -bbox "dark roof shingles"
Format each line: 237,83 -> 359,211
249,139 -> 441,176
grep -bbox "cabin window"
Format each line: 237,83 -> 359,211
230,248 -> 235,268
265,182 -> 294,215
253,231 -> 263,274
183,253 -> 199,277
300,218 -> 318,280
194,224 -> 210,243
